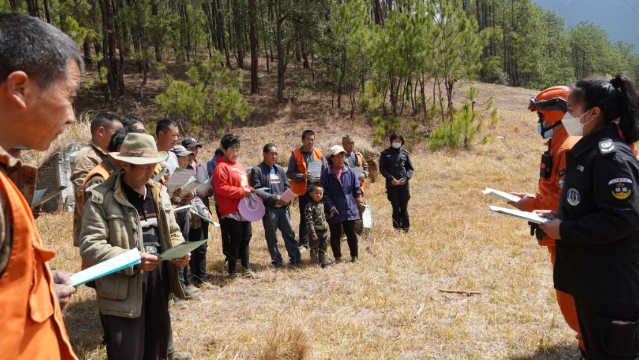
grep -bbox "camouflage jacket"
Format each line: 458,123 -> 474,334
304,200 -> 328,236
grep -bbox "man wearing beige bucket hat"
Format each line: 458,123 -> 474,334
79,133 -> 191,360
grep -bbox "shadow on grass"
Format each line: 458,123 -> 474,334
63,296 -> 106,359
510,343 -> 580,360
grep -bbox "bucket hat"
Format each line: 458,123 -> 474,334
110,133 -> 168,165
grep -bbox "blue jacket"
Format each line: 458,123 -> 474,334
320,165 -> 362,225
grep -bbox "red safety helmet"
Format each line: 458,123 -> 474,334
528,86 -> 571,122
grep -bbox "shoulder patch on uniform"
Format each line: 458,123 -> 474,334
558,169 -> 566,177
610,178 -> 633,200
599,139 -> 616,156
91,192 -> 104,204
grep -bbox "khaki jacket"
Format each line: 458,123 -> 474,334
72,141 -> 109,247
79,172 -> 186,318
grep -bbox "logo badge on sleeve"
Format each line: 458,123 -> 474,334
609,178 -> 633,200
567,188 -> 581,206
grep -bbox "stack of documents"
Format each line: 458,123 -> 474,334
69,249 -> 141,287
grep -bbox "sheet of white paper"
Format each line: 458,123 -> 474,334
166,168 -> 196,192
363,205 -> 372,228
307,161 -> 322,177
351,167 -> 364,178
173,205 -> 192,213
152,168 -> 168,182
180,179 -> 202,193
489,206 -> 549,224
195,179 -> 212,196
32,188 -> 47,206
69,249 -> 141,287
160,240 -> 209,260
482,188 -> 521,203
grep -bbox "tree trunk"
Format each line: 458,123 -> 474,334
249,0 -> 259,94
43,0 -> 52,23
232,0 -> 245,69
83,40 -> 93,65
374,0 -> 383,26
276,15 -> 286,103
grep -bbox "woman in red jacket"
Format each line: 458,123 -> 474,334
212,135 -> 254,278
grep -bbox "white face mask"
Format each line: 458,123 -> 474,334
562,109 -> 594,137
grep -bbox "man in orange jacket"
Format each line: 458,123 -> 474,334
508,86 -> 585,355
286,130 -> 328,249
0,13 -> 83,360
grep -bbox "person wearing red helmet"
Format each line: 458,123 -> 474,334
508,86 -> 585,355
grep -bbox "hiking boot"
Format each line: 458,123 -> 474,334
273,262 -> 285,269
351,256 -> 360,263
182,284 -> 200,300
169,351 -> 192,360
241,268 -> 258,279
334,256 -> 343,264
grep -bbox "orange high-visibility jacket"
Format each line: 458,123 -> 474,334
291,148 -> 323,196
355,152 -> 366,193
0,170 -> 77,360
525,127 -> 580,246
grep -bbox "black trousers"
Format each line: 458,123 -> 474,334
387,187 -> 410,231
329,220 -> 358,258
175,211 -> 191,286
221,217 -> 252,275
102,262 -> 172,360
298,192 -> 312,247
574,297 -> 639,360
188,224 -> 207,284
215,205 -> 230,262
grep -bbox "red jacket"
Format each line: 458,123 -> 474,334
212,157 -> 253,216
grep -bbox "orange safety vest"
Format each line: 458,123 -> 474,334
0,171 -> 77,360
79,163 -> 111,270
292,148 -> 323,196
81,163 -> 111,206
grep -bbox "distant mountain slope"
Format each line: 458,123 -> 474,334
533,0 -> 639,50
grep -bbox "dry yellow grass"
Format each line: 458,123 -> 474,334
38,89 -> 583,359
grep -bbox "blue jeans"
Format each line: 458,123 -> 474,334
262,206 -> 301,265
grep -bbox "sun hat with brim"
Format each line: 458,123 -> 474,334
327,145 -> 347,158
238,193 -> 265,222
109,133 -> 168,165
171,145 -> 195,157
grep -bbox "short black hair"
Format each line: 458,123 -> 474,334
302,130 -> 315,140
221,135 -> 240,150
121,114 -> 144,128
90,113 -> 122,134
0,13 -> 84,89
309,183 -> 323,194
263,143 -> 277,153
107,126 -> 142,152
156,119 -> 178,137
390,132 -> 405,145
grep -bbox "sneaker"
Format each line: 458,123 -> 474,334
169,311 -> 183,321
181,284 -> 201,300
170,295 -> 187,309
187,285 -> 202,293
169,351 -> 192,360
334,256 -> 343,264
351,256 -> 360,263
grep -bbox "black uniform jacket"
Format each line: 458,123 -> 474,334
556,123 -> 639,304
379,147 -> 414,189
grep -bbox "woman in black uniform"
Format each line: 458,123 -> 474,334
379,132 -> 414,233
539,74 -> 639,360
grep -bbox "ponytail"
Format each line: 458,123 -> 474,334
572,74 -> 639,144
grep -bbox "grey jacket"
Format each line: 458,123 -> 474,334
79,172 -> 186,318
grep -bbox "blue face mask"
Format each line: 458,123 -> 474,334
392,142 -> 402,149
537,124 -> 553,139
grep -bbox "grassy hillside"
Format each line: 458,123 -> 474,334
36,76 -> 587,358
